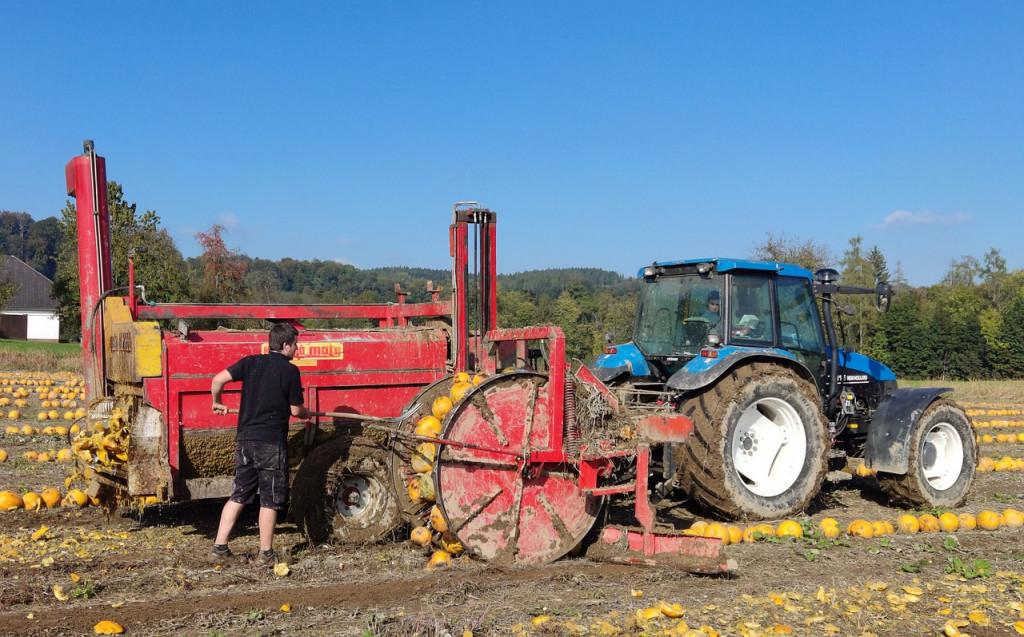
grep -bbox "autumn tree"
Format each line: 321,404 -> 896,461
194,225 -> 248,303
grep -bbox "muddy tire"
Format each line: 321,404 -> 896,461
674,362 -> 828,520
290,435 -> 402,545
877,399 -> 977,508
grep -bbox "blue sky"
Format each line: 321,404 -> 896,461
2,3 -> 1021,286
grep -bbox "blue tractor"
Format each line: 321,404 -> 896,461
593,258 -> 977,520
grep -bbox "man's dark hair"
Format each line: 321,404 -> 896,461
269,323 -> 299,351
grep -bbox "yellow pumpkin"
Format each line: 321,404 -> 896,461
430,396 -> 453,420
918,514 -> 940,533
703,522 -> 728,543
22,492 -> 42,511
957,512 -> 977,530
440,531 -> 464,556
847,519 -> 873,538
449,381 -> 472,404
897,514 -> 920,534
776,520 -> 803,538
93,620 -> 125,634
410,525 -> 433,548
471,373 -> 487,387
40,488 -> 61,508
1002,509 -> 1024,528
870,521 -> 889,537
62,489 -> 89,508
417,474 -> 436,501
410,443 -> 436,473
938,512 -> 960,532
428,505 -> 448,533
414,416 -> 442,438
426,549 -> 452,569
0,490 -> 24,511
821,524 -> 841,539
0,448 -> 7,462
977,510 -> 1001,530
454,372 -> 472,384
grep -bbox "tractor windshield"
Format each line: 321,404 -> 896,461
633,274 -> 723,358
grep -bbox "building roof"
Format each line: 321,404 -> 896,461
1,255 -> 56,311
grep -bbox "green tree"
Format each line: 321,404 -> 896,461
52,182 -> 191,341
0,273 -> 19,312
874,290 -> 932,379
838,237 -> 879,351
993,291 -> 1024,378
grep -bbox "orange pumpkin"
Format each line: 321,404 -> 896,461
847,519 -> 873,538
977,510 -> 1001,530
917,514 -> 940,533
938,512 -> 960,532
897,514 -> 920,534
410,526 -> 433,548
776,520 -> 804,538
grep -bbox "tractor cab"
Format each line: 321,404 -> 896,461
614,258 -> 827,384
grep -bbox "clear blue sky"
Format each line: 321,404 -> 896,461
2,3 -> 1021,287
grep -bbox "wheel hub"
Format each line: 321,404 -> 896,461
731,397 -> 807,498
336,476 -> 371,517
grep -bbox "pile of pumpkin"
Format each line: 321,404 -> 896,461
69,407 -> 129,470
0,487 -> 93,512
405,371 -> 486,569
687,508 -> 1024,545
0,374 -> 84,422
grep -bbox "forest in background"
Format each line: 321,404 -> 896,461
3,183 -> 1024,381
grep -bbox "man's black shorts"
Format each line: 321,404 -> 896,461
229,440 -> 289,511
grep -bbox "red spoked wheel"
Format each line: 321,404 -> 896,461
435,372 -> 603,565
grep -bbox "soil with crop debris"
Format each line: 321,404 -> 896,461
1,417 -> 1024,637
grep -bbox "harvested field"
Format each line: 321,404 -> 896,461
1,375 -> 1024,636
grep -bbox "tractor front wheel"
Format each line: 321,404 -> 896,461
675,363 -> 829,520
877,399 -> 977,508
290,435 -> 403,544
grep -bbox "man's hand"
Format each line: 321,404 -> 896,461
212,402 -> 229,415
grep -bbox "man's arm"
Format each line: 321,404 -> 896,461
210,369 -> 234,415
291,403 -> 311,419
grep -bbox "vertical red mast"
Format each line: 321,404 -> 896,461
64,140 -> 112,401
449,203 -> 497,373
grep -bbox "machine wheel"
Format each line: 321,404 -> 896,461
435,372 -> 603,565
675,362 -> 828,520
877,399 -> 977,508
290,434 -> 402,544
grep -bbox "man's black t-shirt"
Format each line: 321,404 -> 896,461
227,352 -> 304,445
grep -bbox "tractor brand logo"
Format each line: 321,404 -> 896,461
841,374 -> 869,383
260,342 -> 344,367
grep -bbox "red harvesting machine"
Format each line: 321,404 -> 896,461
65,141 -> 732,573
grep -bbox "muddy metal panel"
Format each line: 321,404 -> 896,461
140,325 -> 450,497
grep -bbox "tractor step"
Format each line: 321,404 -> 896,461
583,525 -> 736,574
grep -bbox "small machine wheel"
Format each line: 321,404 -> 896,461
290,435 -> 402,544
878,399 -> 977,508
675,362 -> 829,520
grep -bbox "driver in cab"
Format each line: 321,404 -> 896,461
701,290 -> 721,327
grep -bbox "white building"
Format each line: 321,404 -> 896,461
0,255 -> 59,342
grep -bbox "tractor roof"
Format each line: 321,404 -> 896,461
638,257 -> 813,280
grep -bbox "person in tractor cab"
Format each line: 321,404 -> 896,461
700,289 -> 721,327
208,322 -> 310,566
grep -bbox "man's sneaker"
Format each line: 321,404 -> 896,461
209,544 -> 233,562
255,549 -> 277,567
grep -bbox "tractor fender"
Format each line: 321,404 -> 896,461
864,387 -> 953,474
592,342 -> 651,383
665,347 -> 805,393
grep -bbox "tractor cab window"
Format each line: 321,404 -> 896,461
634,274 -> 724,358
729,275 -> 773,346
776,276 -> 826,385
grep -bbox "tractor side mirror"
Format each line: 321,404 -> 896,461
875,283 -> 893,314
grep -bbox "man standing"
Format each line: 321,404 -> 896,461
209,322 -> 310,565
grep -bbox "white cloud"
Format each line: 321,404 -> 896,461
872,210 -> 973,230
217,212 -> 242,229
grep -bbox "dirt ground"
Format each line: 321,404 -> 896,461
2,422 -> 1024,636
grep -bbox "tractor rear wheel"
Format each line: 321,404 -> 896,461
877,399 -> 976,508
290,434 -> 402,544
674,363 -> 828,520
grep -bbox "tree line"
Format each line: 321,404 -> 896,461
3,186 -> 1023,381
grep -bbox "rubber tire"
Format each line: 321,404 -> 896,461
289,435 -> 403,544
877,399 -> 977,508
674,362 -> 829,520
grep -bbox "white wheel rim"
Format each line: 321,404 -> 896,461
921,421 -> 964,491
336,475 -> 376,519
730,397 -> 807,497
